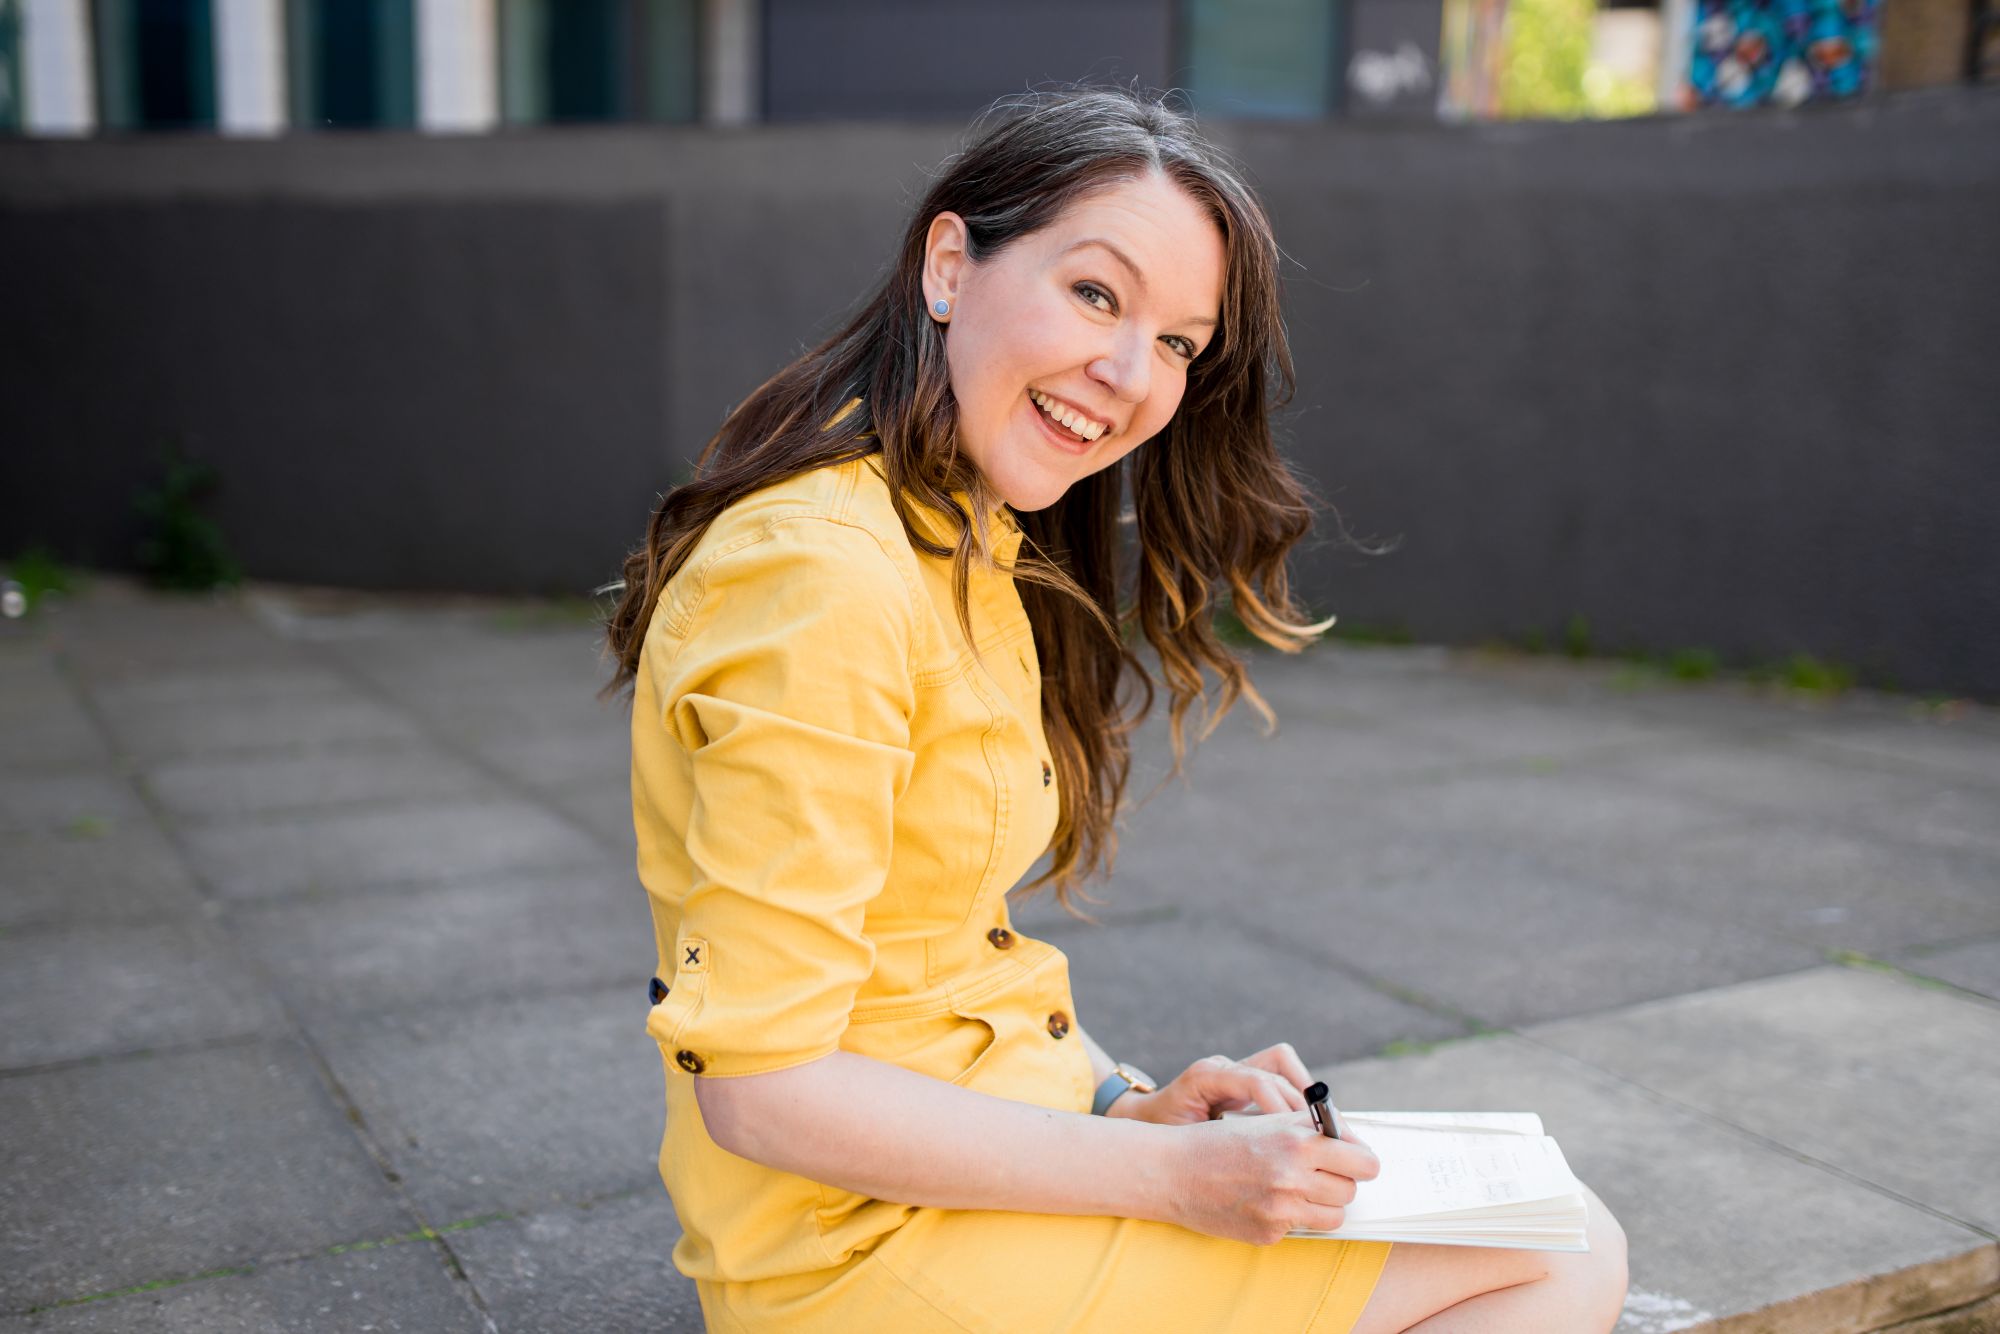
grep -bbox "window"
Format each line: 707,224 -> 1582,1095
499,0 -> 698,126
286,0 -> 416,129
93,0 -> 216,130
0,0 -> 20,132
1180,0 -> 1342,119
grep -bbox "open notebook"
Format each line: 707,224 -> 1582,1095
1291,1111 -> 1590,1252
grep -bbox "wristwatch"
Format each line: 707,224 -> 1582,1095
1090,1062 -> 1157,1116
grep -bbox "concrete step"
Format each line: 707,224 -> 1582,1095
1324,964 -> 2000,1333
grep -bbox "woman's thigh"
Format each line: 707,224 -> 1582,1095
859,1207 -> 1393,1333
1348,1183 -> 1628,1334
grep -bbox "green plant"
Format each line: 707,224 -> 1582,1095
1498,0 -> 1594,118
1666,647 -> 1720,681
1779,654 -> 1855,694
2,546 -> 74,615
135,453 -> 241,592
1562,613 -> 1591,659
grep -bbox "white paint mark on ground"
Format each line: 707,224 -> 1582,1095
1621,1287 -> 1715,1332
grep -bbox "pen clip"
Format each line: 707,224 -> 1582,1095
1304,1080 -> 1340,1139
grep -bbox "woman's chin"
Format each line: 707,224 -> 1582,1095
994,477 -> 1070,513
986,449 -> 1088,512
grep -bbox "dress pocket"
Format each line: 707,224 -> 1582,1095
842,1000 -> 999,1086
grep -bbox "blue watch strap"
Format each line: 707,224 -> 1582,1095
1092,1071 -> 1133,1116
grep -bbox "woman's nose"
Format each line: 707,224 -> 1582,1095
1088,336 -> 1150,405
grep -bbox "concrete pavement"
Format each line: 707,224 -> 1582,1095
2,576 -> 1996,1331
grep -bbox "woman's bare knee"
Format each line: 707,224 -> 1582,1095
1350,1183 -> 1628,1333
1576,1183 -> 1631,1326
1348,1241 -> 1552,1333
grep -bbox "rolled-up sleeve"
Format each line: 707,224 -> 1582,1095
646,515 -> 918,1078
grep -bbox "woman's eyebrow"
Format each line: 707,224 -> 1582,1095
1061,237 -> 1218,328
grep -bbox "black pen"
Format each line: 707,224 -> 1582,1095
1304,1081 -> 1343,1140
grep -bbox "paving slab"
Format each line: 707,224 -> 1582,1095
1894,938 -> 2000,1002
1536,819 -> 2000,956
368,683 -> 617,753
1791,715 -> 2000,790
45,591 -> 315,685
451,1192 -> 705,1333
1572,734 -> 1991,835
1082,779 -> 1470,913
0,1040 -> 413,1312
0,771 -> 148,837
322,622 -> 606,694
86,665 -> 360,711
1234,855 -> 1822,1028
0,659 -> 108,771
143,745 -> 503,822
1142,706 -> 1480,785
547,778 -> 640,854
179,799 -> 605,900
1532,965 -> 2000,1237
1132,720 -> 1746,872
92,683 -> 424,761
0,1242 -> 483,1332
233,863 -> 653,1021
463,722 -> 630,791
1871,787 -> 2000,861
1033,911 -> 1466,1076
1369,689 -> 1697,766
1585,732 -> 2000,864
1324,1033 -> 1998,1334
313,985 -> 666,1222
0,917 -> 286,1068
0,823 -> 207,929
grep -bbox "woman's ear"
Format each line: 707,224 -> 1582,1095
922,211 -> 970,319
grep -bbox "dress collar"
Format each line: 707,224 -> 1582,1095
830,397 -> 1022,562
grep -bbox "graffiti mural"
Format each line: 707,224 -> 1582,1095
1688,0 -> 1881,107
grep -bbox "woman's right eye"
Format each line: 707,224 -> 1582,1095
1074,282 -> 1115,313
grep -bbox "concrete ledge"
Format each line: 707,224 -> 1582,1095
1322,965 -> 2000,1333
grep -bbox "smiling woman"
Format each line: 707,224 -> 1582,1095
923,174 -> 1227,511
601,84 -> 1626,1333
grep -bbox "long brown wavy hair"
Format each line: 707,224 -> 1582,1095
603,83 -> 1333,913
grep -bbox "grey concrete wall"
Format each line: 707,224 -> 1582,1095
2,89 -> 1996,694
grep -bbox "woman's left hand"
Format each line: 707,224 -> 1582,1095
1108,1044 -> 1316,1126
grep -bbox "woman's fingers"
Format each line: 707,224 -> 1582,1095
1242,1042 -> 1314,1092
1195,1057 -> 1307,1114
1294,1202 -> 1349,1235
1314,1132 -> 1382,1183
1305,1166 -> 1361,1208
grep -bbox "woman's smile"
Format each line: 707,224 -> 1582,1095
1024,388 -> 1104,456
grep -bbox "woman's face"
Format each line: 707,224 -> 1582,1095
922,170 -> 1228,512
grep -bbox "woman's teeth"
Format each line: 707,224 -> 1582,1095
1030,389 -> 1106,442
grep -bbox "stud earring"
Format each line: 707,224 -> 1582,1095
933,299 -> 950,316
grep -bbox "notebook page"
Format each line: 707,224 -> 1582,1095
1343,1125 -> 1580,1224
1346,1111 -> 1545,1137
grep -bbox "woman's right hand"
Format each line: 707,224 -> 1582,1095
1165,1111 -> 1382,1245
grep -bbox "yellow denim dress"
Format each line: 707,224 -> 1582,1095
631,420 -> 1390,1331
